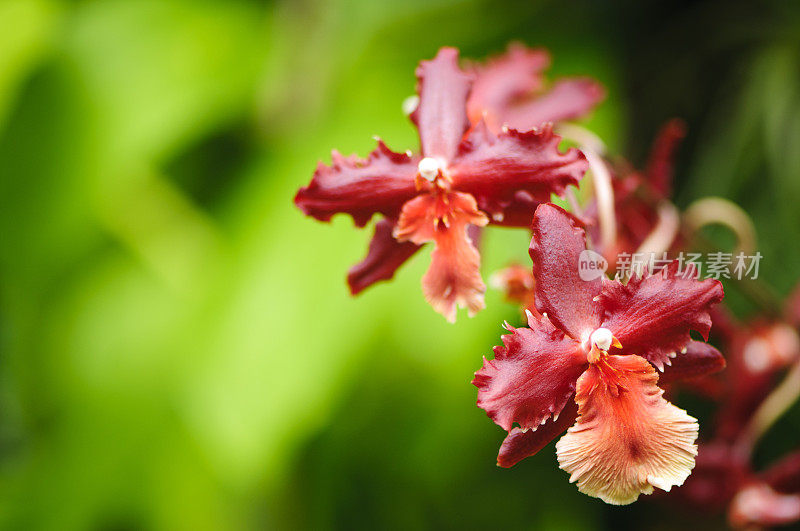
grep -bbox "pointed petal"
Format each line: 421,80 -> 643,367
556,355 -> 698,505
497,399 -> 578,468
395,192 -> 488,321
530,203 -> 602,342
599,262 -> 724,370
472,314 -> 586,431
450,122 -> 587,218
659,341 -> 726,385
467,43 -> 551,129
347,219 -> 422,295
295,140 -> 420,226
503,78 -> 605,131
411,47 -> 472,161
644,119 -> 686,198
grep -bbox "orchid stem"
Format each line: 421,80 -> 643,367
634,201 -> 680,257
583,148 -> 617,253
555,123 -> 607,156
683,197 -> 757,255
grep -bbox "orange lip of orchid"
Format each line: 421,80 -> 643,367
294,46 -> 590,321
473,203 -> 726,504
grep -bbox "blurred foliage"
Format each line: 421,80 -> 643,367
0,0 -> 798,530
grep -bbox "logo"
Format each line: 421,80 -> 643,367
578,250 -> 608,281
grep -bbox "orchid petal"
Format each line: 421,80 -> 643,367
473,314 -> 586,431
497,399 -> 577,468
486,191 -> 540,228
530,203 -> 601,342
347,219 -> 421,295
395,192 -> 488,322
556,354 -> 698,505
503,78 -> 605,131
467,44 -> 550,129
729,484 -> 800,528
659,341 -> 726,384
411,47 -> 472,161
450,122 -> 587,218
599,262 -> 724,370
295,140 -> 419,227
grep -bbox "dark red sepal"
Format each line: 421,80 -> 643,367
659,341 -> 726,384
295,140 -> 419,227
411,47 -> 473,161
347,219 -> 421,295
497,399 -> 578,468
450,122 -> 587,218
473,314 -> 586,431
599,262 -> 724,370
530,203 -> 601,341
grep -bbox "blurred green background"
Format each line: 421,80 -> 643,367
1,0 -> 799,529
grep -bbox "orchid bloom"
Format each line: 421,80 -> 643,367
473,203 -> 725,504
295,48 -> 587,321
467,43 -> 605,134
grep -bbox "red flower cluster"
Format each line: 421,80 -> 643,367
295,44 -> 797,510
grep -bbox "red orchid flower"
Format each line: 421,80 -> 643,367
473,203 -> 725,504
467,43 -> 606,134
295,48 -> 588,321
